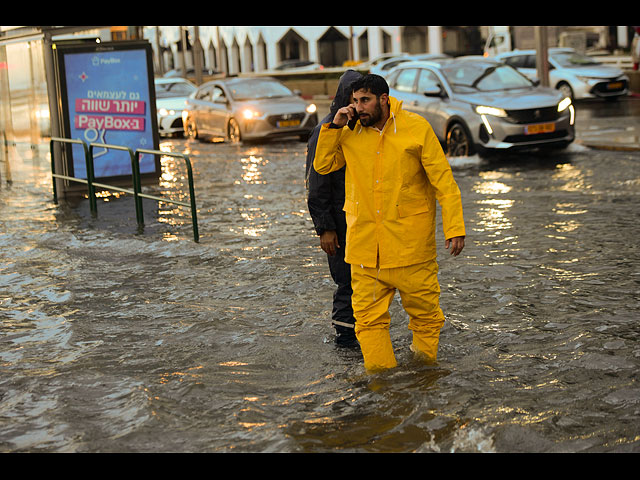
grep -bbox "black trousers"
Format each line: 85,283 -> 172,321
327,223 -> 355,333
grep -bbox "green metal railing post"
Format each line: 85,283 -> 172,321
135,148 -> 199,243
84,140 -> 97,216
49,138 -> 200,242
90,143 -> 143,227
49,138 -> 58,204
50,137 -> 96,215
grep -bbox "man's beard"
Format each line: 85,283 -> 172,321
359,99 -> 383,127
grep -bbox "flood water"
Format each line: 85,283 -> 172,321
1,128 -> 639,452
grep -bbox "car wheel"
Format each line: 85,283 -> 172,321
186,118 -> 198,140
228,118 -> 241,143
446,122 -> 474,157
557,82 -> 574,100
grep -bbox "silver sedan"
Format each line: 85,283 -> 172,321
182,76 -> 318,143
387,58 -> 575,156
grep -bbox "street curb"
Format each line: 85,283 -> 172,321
576,140 -> 640,152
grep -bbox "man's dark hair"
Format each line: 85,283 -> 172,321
351,74 -> 389,97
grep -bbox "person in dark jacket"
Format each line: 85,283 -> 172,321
305,69 -> 363,347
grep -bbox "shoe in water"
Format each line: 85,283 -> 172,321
410,343 -> 437,365
335,330 -> 358,348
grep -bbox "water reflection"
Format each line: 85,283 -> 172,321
475,199 -> 514,234
472,171 -> 516,258
240,207 -> 267,238
551,163 -> 589,192
239,155 -> 268,185
547,202 -> 585,235
473,177 -> 512,195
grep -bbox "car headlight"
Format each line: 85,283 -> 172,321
475,105 -> 507,117
159,108 -> 175,116
558,97 -> 575,125
242,108 -> 261,120
557,97 -> 572,112
306,103 -> 317,114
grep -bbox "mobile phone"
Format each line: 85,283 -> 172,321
347,109 -> 359,130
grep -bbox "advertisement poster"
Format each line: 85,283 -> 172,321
56,41 -> 159,181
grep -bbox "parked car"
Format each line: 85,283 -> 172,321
368,54 -> 409,76
494,48 -> 630,100
154,78 -> 197,137
163,67 -> 220,78
386,58 -> 575,156
360,52 -> 408,70
369,53 -> 450,78
182,76 -> 318,143
274,60 -> 324,71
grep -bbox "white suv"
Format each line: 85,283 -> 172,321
494,48 -> 629,100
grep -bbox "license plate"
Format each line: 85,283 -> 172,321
525,123 -> 555,135
277,119 -> 300,128
607,81 -> 623,90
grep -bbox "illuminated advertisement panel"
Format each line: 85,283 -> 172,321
55,41 -> 160,183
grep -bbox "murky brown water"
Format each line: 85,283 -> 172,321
1,132 -> 639,452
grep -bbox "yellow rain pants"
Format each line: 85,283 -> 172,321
352,260 -> 444,372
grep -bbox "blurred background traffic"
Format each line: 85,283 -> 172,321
1,25 -> 638,164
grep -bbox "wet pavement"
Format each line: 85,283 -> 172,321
0,96 -> 639,452
573,96 -> 640,151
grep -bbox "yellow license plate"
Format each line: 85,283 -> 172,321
607,82 -> 623,90
277,119 -> 300,128
525,123 -> 555,135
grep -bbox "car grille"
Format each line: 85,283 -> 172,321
503,130 -> 568,144
504,106 -> 560,124
591,79 -> 628,96
267,112 -> 306,127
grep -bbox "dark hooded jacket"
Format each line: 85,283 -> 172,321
305,69 -> 363,236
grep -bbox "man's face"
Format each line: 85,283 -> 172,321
353,89 -> 388,128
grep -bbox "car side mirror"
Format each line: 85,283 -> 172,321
423,85 -> 444,97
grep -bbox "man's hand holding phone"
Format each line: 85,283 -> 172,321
333,104 -> 359,130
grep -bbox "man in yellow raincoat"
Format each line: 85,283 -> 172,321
313,74 -> 465,372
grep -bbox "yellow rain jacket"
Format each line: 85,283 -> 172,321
313,97 -> 465,269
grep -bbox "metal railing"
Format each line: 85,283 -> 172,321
50,137 -> 199,242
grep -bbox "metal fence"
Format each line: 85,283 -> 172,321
50,137 -> 199,242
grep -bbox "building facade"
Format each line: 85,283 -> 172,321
144,26 -> 484,75
145,26 -> 425,75
143,26 -> 634,77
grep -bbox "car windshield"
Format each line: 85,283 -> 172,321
228,79 -> 293,100
441,63 -> 534,92
550,51 -> 601,68
155,82 -> 196,98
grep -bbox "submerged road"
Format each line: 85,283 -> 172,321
0,97 -> 638,452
